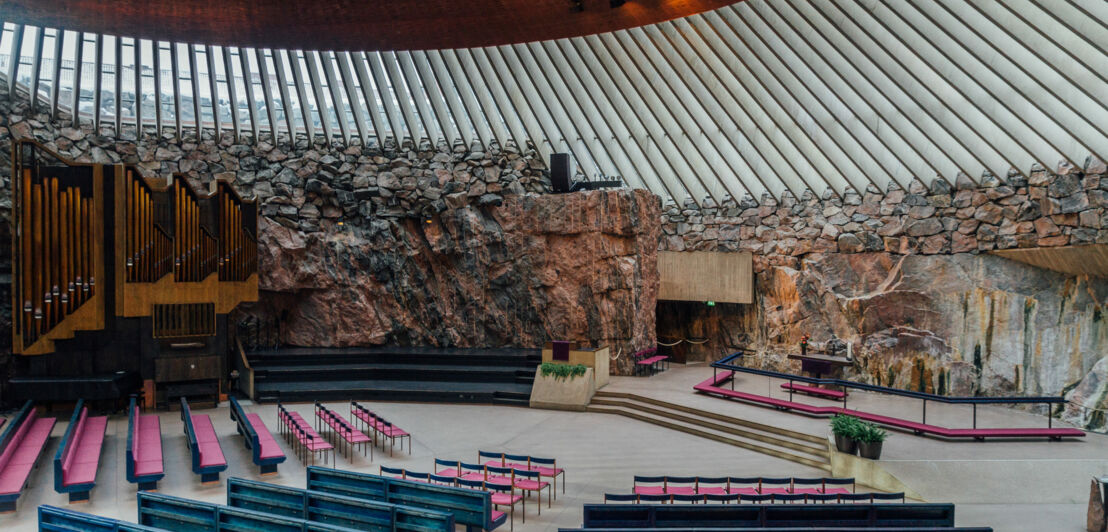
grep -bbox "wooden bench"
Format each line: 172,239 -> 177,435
137,491 -> 360,532
307,466 -> 507,532
228,477 -> 454,532
53,399 -> 108,502
0,400 -> 57,512
696,371 -> 1086,440
39,505 -> 163,532
229,397 -> 286,475
780,382 -> 847,400
126,396 -> 164,491
180,397 -> 227,483
632,348 -> 669,376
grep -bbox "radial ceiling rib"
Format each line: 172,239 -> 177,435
528,41 -> 622,182
3,0 -> 1106,203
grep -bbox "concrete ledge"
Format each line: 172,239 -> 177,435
827,435 -> 923,501
530,367 -> 596,411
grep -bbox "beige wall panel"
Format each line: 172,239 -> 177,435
658,250 -> 752,304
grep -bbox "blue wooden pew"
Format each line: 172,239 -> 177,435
53,399 -> 109,502
136,491 -> 359,532
306,466 -> 506,532
180,397 -> 227,483
39,505 -> 163,532
580,503 -> 960,529
227,477 -> 453,532
228,397 -> 286,475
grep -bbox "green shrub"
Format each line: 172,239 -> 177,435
830,414 -> 863,438
856,422 -> 889,443
540,362 -> 588,381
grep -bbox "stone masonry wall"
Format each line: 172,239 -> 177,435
658,165 -> 1108,431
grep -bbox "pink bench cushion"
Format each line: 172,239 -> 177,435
63,415 -> 108,486
780,382 -> 846,399
0,415 -> 57,495
245,413 -> 284,460
134,414 -> 163,476
190,415 -> 227,468
633,486 -> 665,495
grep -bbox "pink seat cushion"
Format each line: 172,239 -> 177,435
190,415 -> 226,468
514,479 -> 548,490
634,486 -> 665,495
492,510 -> 507,522
246,414 -> 284,460
728,487 -> 759,495
824,487 -> 852,495
64,461 -> 99,486
460,472 -> 485,482
666,486 -> 696,495
381,427 -> 408,437
134,459 -> 163,476
436,468 -> 461,478
0,417 -> 56,495
760,487 -> 791,495
534,466 -> 563,476
190,415 -> 218,443
698,487 -> 728,495
490,492 -> 522,505
793,488 -> 823,495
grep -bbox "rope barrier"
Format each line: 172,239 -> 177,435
609,347 -> 624,361
657,338 -> 711,346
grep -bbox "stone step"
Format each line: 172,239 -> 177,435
588,391 -> 830,470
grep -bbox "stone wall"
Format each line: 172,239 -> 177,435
658,166 -> 1108,431
0,94 -> 659,375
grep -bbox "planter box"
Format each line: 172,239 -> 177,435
529,367 -> 596,411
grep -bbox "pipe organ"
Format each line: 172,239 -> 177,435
9,140 -> 259,405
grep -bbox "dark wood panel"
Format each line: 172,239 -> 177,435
1,0 -> 741,51
154,354 -> 221,382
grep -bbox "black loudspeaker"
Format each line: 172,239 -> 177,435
551,153 -> 571,193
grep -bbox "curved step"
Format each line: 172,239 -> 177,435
594,391 -> 825,444
589,398 -> 827,460
586,404 -> 829,471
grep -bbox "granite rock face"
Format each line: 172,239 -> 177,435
0,94 -> 657,375
253,189 -> 660,367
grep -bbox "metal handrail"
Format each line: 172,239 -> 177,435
712,351 -> 1067,405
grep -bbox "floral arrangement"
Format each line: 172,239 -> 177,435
800,334 -> 810,348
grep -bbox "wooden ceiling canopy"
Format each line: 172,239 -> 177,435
4,0 -> 742,51
990,245 -> 1108,279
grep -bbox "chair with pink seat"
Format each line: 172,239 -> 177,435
664,476 -> 697,496
632,475 -> 666,496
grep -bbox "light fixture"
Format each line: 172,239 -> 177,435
706,301 -> 715,307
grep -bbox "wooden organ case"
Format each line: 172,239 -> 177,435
9,140 -> 258,405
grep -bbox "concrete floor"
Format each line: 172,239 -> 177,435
2,364 -> 1105,531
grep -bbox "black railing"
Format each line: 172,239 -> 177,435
710,351 -> 1068,430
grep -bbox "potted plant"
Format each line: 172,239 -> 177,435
856,422 -> 888,460
830,414 -> 860,454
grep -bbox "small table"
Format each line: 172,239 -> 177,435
786,353 -> 853,380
